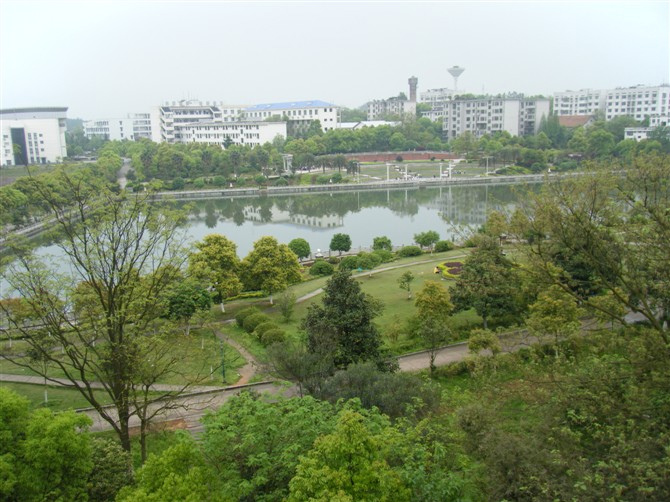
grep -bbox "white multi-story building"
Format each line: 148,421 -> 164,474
553,89 -> 606,117
367,97 -> 416,121
605,85 -> 670,121
1,107 -> 68,166
553,85 -> 670,122
420,88 -> 457,104
624,115 -> 670,141
441,97 -> 550,140
176,121 -> 287,148
83,113 -> 153,141
154,100 -> 247,143
243,100 -> 339,134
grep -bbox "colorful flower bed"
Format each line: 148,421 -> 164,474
435,261 -> 463,278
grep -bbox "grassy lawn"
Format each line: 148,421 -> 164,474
217,249 -> 480,357
0,381 -> 118,411
0,328 -> 244,386
360,161 -> 491,180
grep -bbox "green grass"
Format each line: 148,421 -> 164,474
0,381 -> 117,411
1,328 -> 245,386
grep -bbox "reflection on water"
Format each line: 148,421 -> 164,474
177,183 -> 538,256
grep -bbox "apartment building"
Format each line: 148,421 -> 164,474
1,107 -> 68,166
605,85 -> 669,121
83,113 -> 154,141
624,114 -> 669,141
243,100 -> 339,135
176,121 -> 287,149
553,85 -> 670,122
441,97 -> 550,140
154,100 -> 247,143
367,97 -> 417,121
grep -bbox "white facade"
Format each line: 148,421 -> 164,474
84,113 -> 154,141
624,115 -> 670,141
243,101 -> 339,132
176,121 -> 287,148
420,88 -> 457,104
1,107 -> 67,166
605,85 -> 670,121
553,85 -> 670,122
367,98 -> 416,121
553,89 -> 606,116
155,100 -> 247,143
441,98 -> 550,140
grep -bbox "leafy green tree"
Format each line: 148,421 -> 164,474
451,237 -> 521,329
287,409 -> 411,502
397,271 -> 415,299
302,270 -> 385,369
116,438 -> 219,502
414,230 -> 440,250
372,235 -> 393,251
330,232 -> 352,255
277,290 -> 297,323
527,285 -> 581,358
288,237 -> 311,261
415,281 -> 454,372
166,280 -> 212,335
189,234 -> 242,313
87,438 -> 134,502
241,236 -> 302,304
202,393 -> 337,501
1,175 -> 200,459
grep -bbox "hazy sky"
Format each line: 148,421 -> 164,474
1,0 -> 668,119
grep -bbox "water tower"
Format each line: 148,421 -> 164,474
408,76 -> 418,102
448,66 -> 465,91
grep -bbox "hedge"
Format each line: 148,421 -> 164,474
243,312 -> 270,334
236,307 -> 261,328
261,329 -> 287,347
397,245 -> 423,257
309,260 -> 335,276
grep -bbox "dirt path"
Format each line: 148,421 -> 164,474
213,330 -> 257,385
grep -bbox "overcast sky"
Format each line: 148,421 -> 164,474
1,0 -> 668,119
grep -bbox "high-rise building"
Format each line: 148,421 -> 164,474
1,107 -> 68,166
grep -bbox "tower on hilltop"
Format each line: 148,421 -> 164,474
408,76 -> 418,102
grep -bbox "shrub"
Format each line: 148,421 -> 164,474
235,307 -> 261,328
274,177 -> 289,186
193,177 -> 206,189
396,245 -> 422,257
255,175 -> 267,185
338,255 -> 359,271
243,312 -> 270,333
309,260 -> 335,276
261,329 -> 286,347
434,240 -> 454,252
254,321 -> 280,340
212,175 -> 226,187
327,257 -> 340,265
357,252 -> 382,269
372,249 -> 395,263
229,291 -> 265,301
396,155 -> 404,162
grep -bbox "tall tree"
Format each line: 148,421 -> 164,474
188,234 -> 242,312
329,232 -> 352,255
415,280 -> 454,372
1,174 -> 204,459
302,269 -> 385,369
451,237 -> 521,329
241,236 -> 302,304
288,237 -> 311,261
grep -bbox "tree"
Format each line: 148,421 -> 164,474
166,280 -> 212,335
287,409 -> 410,502
188,234 -> 242,313
241,236 -> 302,304
302,270 -> 386,369
1,174 -> 206,460
451,237 -> 521,329
526,285 -> 581,358
265,339 -> 336,396
277,290 -> 297,323
415,281 -> 454,372
288,237 -> 311,261
0,389 -> 94,502
397,271 -> 415,299
414,230 -> 440,251
515,153 -> 670,340
330,232 -> 352,255
87,438 -> 134,502
372,236 -> 393,251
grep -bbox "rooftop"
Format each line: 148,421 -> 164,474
0,107 -> 68,115
245,100 -> 335,111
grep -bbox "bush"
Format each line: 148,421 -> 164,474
254,321 -> 280,340
338,255 -> 359,271
261,329 -> 286,347
396,245 -> 423,257
357,251 -> 382,270
434,240 -> 454,252
396,155 -> 404,162
255,175 -> 267,185
327,257 -> 340,265
235,307 -> 261,328
309,260 -> 334,276
274,177 -> 289,186
372,249 -> 395,263
331,173 -> 343,183
193,177 -> 206,189
228,291 -> 265,301
242,312 -> 270,333
171,177 -> 185,190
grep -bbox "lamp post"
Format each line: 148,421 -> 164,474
220,340 -> 226,384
